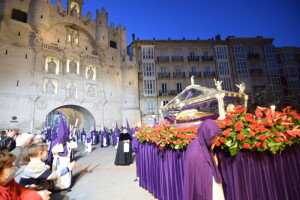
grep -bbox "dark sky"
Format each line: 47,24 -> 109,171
51,0 -> 300,47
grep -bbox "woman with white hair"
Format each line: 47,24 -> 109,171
11,133 -> 34,166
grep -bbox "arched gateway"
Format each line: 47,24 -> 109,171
44,105 -> 95,132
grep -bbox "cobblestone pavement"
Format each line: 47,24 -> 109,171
51,144 -> 156,200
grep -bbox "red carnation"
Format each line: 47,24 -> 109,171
224,128 -> 231,138
249,131 -> 255,137
261,142 -> 267,147
254,142 -> 261,147
219,137 -> 225,143
215,141 -> 221,147
234,121 -> 244,131
259,135 -> 266,141
243,143 -> 251,149
275,137 -> 281,143
237,133 -> 245,140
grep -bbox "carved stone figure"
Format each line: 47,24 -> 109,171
214,79 -> 223,91
47,58 -> 56,74
87,67 -> 94,79
69,84 -> 76,98
45,79 -> 55,94
70,5 -> 78,17
87,85 -> 95,97
69,60 -> 77,74
236,82 -> 245,93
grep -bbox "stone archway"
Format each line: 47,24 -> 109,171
45,104 -> 95,132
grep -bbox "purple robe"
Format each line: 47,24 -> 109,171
100,129 -> 108,147
91,130 -> 99,145
86,137 -> 92,143
81,129 -> 86,142
113,123 -> 120,146
183,119 -> 223,200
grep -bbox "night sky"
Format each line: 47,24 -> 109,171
50,0 -> 300,47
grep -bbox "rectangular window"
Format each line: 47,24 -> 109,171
235,58 -> 247,75
143,62 -> 155,77
161,68 -> 167,74
189,52 -> 195,58
205,66 -> 211,73
142,46 -> 154,60
144,80 -> 156,95
220,78 -> 233,91
162,83 -> 168,93
177,83 -> 183,93
233,44 -> 245,58
217,62 -> 229,75
203,52 -> 209,58
147,101 -> 154,113
162,100 -> 169,106
283,51 -> 294,63
285,65 -> 298,78
109,41 -> 117,49
215,46 -> 228,59
191,66 -> 197,75
11,9 -> 27,23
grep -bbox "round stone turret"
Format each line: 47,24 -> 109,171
96,8 -> 109,51
29,0 -> 50,33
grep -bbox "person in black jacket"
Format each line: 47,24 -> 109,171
114,129 -> 133,166
0,130 -> 17,151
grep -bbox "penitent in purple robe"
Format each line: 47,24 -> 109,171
183,119 -> 223,200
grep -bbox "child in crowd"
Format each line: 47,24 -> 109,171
0,151 -> 51,200
19,143 -> 76,190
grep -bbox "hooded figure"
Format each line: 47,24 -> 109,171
100,128 -> 108,147
91,127 -> 99,145
114,129 -> 133,166
183,119 -> 224,200
50,113 -> 76,190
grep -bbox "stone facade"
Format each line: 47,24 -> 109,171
0,0 -> 140,132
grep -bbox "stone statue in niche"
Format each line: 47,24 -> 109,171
45,79 -> 55,94
69,60 -> 77,74
47,58 -> 56,74
70,5 -> 78,17
87,67 -> 94,79
87,85 -> 95,97
66,83 -> 76,98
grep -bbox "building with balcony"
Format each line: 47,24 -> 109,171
128,36 -> 299,124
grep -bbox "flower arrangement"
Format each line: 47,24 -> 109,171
215,105 -> 300,156
136,121 -> 197,150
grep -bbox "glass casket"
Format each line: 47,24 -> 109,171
160,81 -> 248,126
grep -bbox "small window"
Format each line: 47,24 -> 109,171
110,41 -> 117,49
11,9 -> 27,23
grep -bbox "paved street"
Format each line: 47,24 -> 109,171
51,144 -> 156,200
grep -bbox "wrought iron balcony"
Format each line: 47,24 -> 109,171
157,56 -> 169,62
201,56 -> 214,61
203,71 -> 216,78
172,56 -> 184,62
247,53 -> 260,59
158,72 -> 170,78
187,56 -> 200,62
189,72 -> 201,77
173,72 -> 185,78
250,69 -> 263,75
159,90 -> 169,96
169,90 -> 178,96
253,85 -> 266,91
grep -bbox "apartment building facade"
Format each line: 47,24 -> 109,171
129,36 -> 299,124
